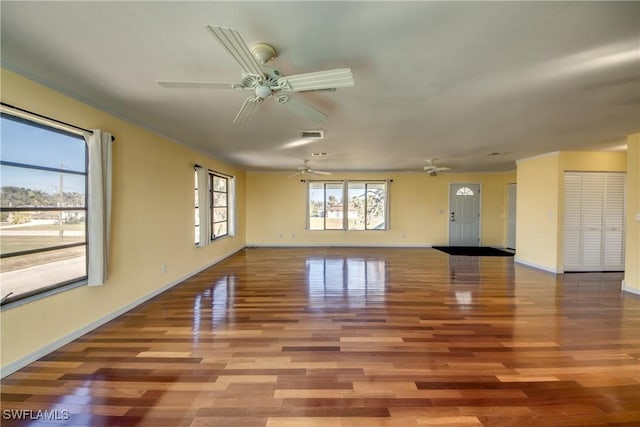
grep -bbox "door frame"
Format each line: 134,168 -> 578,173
448,182 -> 482,246
507,183 -> 517,250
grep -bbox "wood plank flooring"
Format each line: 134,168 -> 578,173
1,247 -> 639,426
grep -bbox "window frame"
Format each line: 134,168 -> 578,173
0,112 -> 89,306
194,167 -> 235,246
308,180 -> 346,231
194,169 -> 201,245
210,172 -> 230,240
456,186 -> 475,196
307,179 -> 389,231
347,180 -> 388,231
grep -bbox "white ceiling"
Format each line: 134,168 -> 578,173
1,1 -> 639,173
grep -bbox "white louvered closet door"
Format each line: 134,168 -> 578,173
603,173 -> 626,268
563,172 -> 626,272
563,174 -> 583,269
581,173 -> 605,268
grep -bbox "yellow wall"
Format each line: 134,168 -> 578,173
515,152 -> 561,271
515,150 -> 628,273
246,171 -> 515,247
624,134 -> 640,293
558,151 -> 627,172
0,69 -> 246,369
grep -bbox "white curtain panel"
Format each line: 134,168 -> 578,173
196,165 -> 210,247
85,130 -> 113,285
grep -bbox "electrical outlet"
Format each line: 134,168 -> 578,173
161,264 -> 167,274
635,213 -> 640,222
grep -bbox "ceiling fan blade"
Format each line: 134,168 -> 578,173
312,170 -> 332,175
277,95 -> 327,123
278,68 -> 354,92
206,25 -> 264,78
233,96 -> 262,125
157,81 -> 242,90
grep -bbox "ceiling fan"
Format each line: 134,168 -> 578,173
424,159 -> 450,176
157,25 -> 355,124
290,159 -> 332,177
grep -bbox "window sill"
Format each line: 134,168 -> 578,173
0,279 -> 88,311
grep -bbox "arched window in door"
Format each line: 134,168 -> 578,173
456,186 -> 474,196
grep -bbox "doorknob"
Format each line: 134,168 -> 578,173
451,212 -> 456,222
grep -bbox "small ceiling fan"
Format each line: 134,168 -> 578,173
290,159 -> 332,177
424,159 -> 450,176
157,25 -> 355,124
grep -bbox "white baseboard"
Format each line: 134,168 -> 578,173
514,257 -> 561,274
621,280 -> 640,296
246,243 -> 434,248
1,249 -> 241,379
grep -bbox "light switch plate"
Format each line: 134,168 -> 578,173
636,213 -> 640,222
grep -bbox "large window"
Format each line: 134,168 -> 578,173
1,114 -> 88,302
347,182 -> 387,230
308,180 -> 388,231
309,182 -> 344,230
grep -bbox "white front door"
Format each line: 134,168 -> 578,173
449,183 -> 481,246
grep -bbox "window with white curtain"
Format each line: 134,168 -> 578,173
0,113 -> 88,303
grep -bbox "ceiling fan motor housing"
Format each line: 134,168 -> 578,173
242,65 -> 284,99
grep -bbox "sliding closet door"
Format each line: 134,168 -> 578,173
563,172 -> 625,272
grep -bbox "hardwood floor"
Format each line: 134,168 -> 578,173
1,247 -> 639,426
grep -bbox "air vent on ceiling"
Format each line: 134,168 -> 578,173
300,130 -> 324,140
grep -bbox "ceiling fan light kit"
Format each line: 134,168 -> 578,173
158,25 -> 355,125
255,85 -> 272,99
